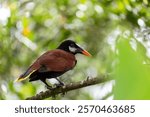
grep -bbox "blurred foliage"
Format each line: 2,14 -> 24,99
0,0 -> 150,99
114,37 -> 150,99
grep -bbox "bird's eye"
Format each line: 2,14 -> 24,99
70,43 -> 74,47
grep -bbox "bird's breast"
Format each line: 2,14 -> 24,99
64,53 -> 76,70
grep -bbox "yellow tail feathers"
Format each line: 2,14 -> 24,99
15,70 -> 36,82
14,77 -> 28,82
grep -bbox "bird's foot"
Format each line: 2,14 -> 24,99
54,82 -> 65,88
60,82 -> 65,86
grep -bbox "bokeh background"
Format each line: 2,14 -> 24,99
0,0 -> 150,100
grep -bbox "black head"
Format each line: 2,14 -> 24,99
57,40 -> 91,56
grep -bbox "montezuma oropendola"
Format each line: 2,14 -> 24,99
15,40 -> 91,89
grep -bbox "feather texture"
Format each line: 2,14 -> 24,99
15,49 -> 76,82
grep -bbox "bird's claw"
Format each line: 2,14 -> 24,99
54,83 -> 64,88
60,82 -> 65,87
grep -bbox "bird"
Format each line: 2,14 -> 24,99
15,40 -> 91,89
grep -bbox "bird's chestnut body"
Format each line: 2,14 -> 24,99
16,40 -> 91,89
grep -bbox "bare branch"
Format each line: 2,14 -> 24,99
26,75 -> 112,100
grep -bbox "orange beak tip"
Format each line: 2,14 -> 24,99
82,50 -> 92,57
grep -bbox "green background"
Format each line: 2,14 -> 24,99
0,0 -> 150,100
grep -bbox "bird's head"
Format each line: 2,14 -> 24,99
57,40 -> 91,56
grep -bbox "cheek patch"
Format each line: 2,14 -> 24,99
69,46 -> 76,53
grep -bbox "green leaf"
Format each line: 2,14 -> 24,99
114,37 -> 150,99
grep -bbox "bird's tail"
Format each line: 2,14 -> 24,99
15,70 -> 36,82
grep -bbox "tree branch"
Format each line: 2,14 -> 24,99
26,75 -> 112,100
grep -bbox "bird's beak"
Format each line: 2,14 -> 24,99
76,45 -> 92,57
81,49 -> 92,56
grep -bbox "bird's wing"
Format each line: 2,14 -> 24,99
37,50 -> 76,72
15,50 -> 75,82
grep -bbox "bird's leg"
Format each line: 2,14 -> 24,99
55,77 -> 67,96
40,78 -> 53,90
55,77 -> 65,88
56,77 -> 65,86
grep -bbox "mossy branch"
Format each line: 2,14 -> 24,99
26,74 -> 112,100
